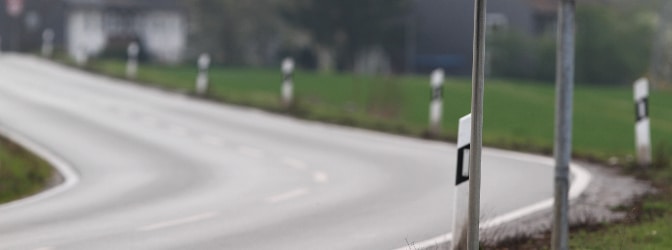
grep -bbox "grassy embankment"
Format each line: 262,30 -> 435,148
70,58 -> 672,249
0,134 -> 54,204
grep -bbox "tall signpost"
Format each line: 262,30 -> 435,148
196,53 -> 211,96
467,0 -> 487,249
126,42 -> 140,79
452,114 -> 472,250
552,0 -> 576,249
634,78 -> 652,167
429,69 -> 445,136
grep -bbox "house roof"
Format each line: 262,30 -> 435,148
64,0 -> 183,10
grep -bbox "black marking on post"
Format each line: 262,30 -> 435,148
635,97 -> 649,122
283,73 -> 293,82
456,144 -> 471,186
431,87 -> 443,101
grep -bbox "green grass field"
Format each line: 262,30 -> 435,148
89,59 -> 672,162
0,135 -> 54,204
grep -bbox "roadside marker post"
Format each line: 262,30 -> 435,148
75,47 -> 88,67
452,114 -> 472,250
429,69 -> 445,135
41,29 -> 54,58
196,53 -> 211,96
634,78 -> 652,167
281,57 -> 295,108
126,42 -> 140,79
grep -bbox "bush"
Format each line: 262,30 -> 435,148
488,5 -> 656,85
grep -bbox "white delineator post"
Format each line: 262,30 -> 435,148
452,114 -> 472,250
634,78 -> 652,167
41,29 -> 54,58
196,53 -> 211,96
429,69 -> 445,135
126,42 -> 140,79
281,57 -> 295,108
75,46 -> 88,67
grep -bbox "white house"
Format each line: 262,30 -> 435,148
65,0 -> 187,63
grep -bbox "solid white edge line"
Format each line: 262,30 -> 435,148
394,159 -> 592,250
0,125 -> 80,211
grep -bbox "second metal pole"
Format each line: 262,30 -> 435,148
551,0 -> 576,249
467,0 -> 487,249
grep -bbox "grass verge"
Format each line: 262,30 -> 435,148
0,134 -> 55,204
485,149 -> 672,250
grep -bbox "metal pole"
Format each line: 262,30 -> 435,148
552,0 -> 575,249
467,0 -> 486,249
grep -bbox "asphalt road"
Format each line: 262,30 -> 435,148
0,55 -> 582,250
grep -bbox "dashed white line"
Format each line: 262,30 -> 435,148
313,171 -> 329,184
138,212 -> 218,232
33,247 -> 53,250
282,157 -> 307,170
237,146 -> 264,158
265,188 -> 309,203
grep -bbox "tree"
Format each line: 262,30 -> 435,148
280,0 -> 409,72
187,0 -> 285,66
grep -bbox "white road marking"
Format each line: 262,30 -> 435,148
313,171 -> 329,184
282,157 -> 307,170
0,126 -> 79,211
199,135 -> 224,147
266,188 -> 309,203
394,161 -> 593,250
237,146 -> 264,158
138,212 -> 217,232
33,247 -> 53,250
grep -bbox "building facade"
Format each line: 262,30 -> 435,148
65,0 -> 187,63
0,0 -> 188,63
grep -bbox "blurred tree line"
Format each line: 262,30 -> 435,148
489,2 -> 659,85
187,0 -> 408,72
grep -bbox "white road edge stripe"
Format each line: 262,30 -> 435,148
393,155 -> 593,250
33,247 -> 53,250
0,125 -> 80,211
138,212 -> 218,232
266,188 -> 309,203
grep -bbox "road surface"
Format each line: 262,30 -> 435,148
0,55 -> 583,250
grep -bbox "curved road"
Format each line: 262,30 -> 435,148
0,55 -> 579,250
